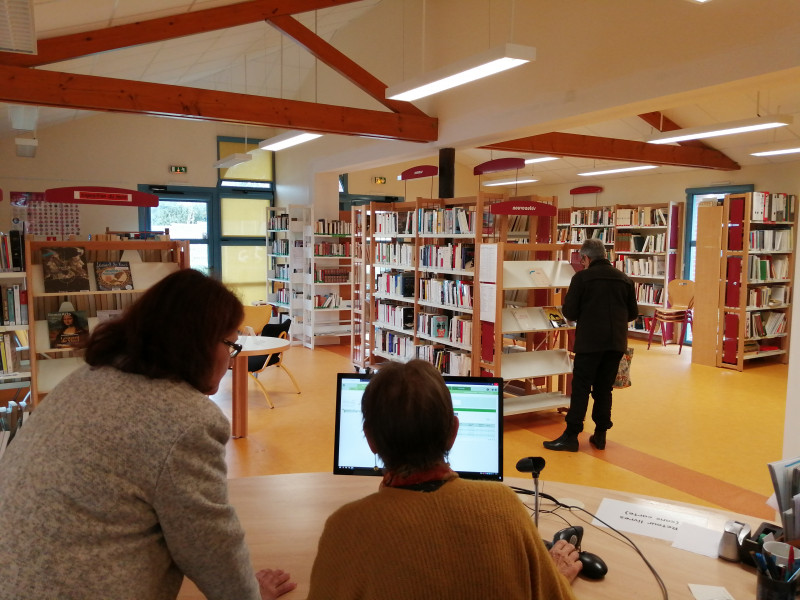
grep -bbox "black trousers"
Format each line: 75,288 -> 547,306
565,350 -> 624,434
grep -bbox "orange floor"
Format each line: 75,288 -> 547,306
211,337 -> 788,520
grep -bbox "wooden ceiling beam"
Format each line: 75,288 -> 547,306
266,14 -> 425,117
482,132 -> 740,171
0,65 -> 437,142
0,0 -> 363,68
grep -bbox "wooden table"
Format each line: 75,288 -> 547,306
178,473 -> 762,599
230,335 -> 290,438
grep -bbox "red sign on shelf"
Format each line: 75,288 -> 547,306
490,199 -> 557,216
45,186 -> 159,207
474,157 -> 526,176
399,165 -> 438,181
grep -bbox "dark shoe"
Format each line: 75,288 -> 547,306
543,431 -> 579,452
589,431 -> 606,450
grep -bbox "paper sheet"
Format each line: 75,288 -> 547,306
478,244 -> 497,283
687,584 -> 735,600
479,284 -> 496,322
671,522 -> 723,557
592,498 -> 709,542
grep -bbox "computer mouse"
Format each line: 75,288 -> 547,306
578,550 -> 608,580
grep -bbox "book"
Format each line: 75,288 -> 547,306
431,315 -> 449,338
528,267 -> 551,287
543,306 -> 569,328
47,311 -> 90,349
94,261 -> 134,291
41,247 -> 90,293
96,309 -> 124,324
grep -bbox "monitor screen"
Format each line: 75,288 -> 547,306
333,372 -> 503,481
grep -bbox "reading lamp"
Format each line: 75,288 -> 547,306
386,43 -> 536,102
646,115 -> 792,144
259,131 -> 322,152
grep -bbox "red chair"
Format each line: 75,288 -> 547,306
647,279 -> 695,354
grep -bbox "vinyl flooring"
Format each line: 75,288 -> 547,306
211,337 -> 788,520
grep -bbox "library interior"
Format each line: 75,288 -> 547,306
1,1 -> 800,599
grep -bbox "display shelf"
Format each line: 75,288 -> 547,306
26,238 -> 189,405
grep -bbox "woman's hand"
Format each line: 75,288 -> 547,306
256,568 -> 297,599
548,539 -> 583,583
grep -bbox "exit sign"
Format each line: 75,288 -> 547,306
170,165 -> 188,174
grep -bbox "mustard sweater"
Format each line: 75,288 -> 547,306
307,477 -> 577,600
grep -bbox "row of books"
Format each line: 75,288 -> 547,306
570,208 -> 615,226
617,232 -> 668,253
0,283 -> 28,326
750,191 -> 796,222
616,206 -> 668,227
417,207 -> 476,236
415,345 -> 471,376
0,332 -> 23,373
634,282 -> 664,305
748,284 -> 790,308
418,243 -> 475,271
312,219 -> 351,236
0,400 -> 31,462
419,278 -> 472,310
267,214 -> 292,231
374,241 -> 415,266
747,254 -> 790,282
375,328 -> 415,360
615,256 -> 666,278
309,293 -> 341,309
748,228 -> 793,252
376,303 -> 414,331
313,268 -> 349,283
312,242 -> 350,257
569,228 -> 614,244
373,210 -> 414,236
746,310 -> 786,338
375,273 -> 414,297
0,230 -> 25,272
270,239 -> 289,255
417,313 -> 450,339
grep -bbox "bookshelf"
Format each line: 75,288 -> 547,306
478,196 -> 576,416
613,202 -> 683,341
25,238 -> 189,406
716,192 -> 796,370
0,271 -> 31,397
266,205 -> 305,339
300,210 -> 353,349
350,205 -> 372,370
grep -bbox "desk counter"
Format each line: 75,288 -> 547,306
178,473 -> 759,599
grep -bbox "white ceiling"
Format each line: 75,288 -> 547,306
3,0 -> 800,186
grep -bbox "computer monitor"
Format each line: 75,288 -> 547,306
333,372 -> 503,481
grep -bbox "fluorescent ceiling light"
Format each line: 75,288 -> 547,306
750,144 -> 800,157
386,43 -> 536,102
220,180 -> 272,189
646,115 -> 792,144
15,137 -> 37,158
213,153 -> 252,169
481,177 -> 539,187
259,131 -> 322,151
524,156 -> 558,164
578,165 -> 657,176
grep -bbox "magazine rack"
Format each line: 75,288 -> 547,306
25,239 -> 190,406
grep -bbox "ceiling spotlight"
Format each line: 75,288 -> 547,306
646,115 -> 792,144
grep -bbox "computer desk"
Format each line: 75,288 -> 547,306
177,473 -> 760,599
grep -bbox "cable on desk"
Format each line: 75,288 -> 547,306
511,486 -> 669,600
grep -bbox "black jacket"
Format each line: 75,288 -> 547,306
562,258 -> 639,354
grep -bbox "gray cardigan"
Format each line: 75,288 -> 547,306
0,365 -> 260,600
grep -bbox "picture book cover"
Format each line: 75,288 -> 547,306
47,311 -> 90,349
41,247 -> 90,293
95,261 -> 134,291
543,306 -> 569,328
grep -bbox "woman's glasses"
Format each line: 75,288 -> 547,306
222,339 -> 243,358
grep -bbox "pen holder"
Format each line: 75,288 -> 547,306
742,522 -> 784,566
756,572 -> 797,600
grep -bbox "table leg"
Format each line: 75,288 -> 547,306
231,355 -> 248,438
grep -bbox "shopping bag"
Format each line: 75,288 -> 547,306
613,347 -> 633,389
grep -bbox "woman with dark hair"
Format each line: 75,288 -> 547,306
0,269 -> 296,600
307,359 -> 580,600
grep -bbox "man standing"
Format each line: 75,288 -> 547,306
543,238 -> 638,452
